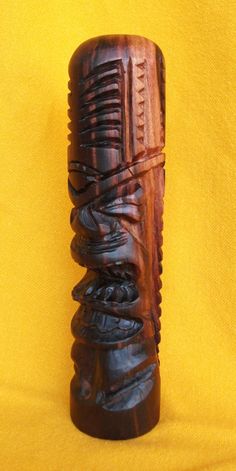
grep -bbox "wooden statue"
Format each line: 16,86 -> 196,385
68,35 -> 165,439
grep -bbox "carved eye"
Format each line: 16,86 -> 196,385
98,185 -> 144,222
99,202 -> 141,222
78,206 -> 112,234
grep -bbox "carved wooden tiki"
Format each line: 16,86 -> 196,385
68,35 -> 165,439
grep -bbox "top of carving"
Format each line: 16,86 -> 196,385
69,35 -> 164,75
68,35 -> 165,175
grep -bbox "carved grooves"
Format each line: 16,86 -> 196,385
78,60 -> 124,150
152,167 -> 165,348
96,363 -> 156,411
128,57 -> 133,160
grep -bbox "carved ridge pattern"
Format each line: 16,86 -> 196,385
78,59 -> 124,151
68,36 -> 165,439
135,61 -> 145,148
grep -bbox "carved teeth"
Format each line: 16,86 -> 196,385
103,286 -> 114,301
84,280 -> 138,303
85,285 -> 95,296
126,286 -> 134,302
114,287 -> 125,302
73,263 -> 140,304
93,287 -> 102,299
95,262 -> 138,280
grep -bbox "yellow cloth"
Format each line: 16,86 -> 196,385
1,1 -> 235,470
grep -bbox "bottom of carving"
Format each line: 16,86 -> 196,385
70,364 -> 160,439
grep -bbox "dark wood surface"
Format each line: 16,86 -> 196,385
68,35 -> 165,439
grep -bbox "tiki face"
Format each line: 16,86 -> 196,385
68,35 -> 165,439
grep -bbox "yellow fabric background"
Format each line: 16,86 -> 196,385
1,1 -> 235,470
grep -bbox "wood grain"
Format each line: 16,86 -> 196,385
68,35 -> 165,439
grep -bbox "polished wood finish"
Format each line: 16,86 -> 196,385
68,35 -> 165,439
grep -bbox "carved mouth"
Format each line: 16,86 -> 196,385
72,263 -> 139,305
72,308 -> 142,344
95,262 -> 139,280
71,231 -> 128,256
84,279 -> 138,303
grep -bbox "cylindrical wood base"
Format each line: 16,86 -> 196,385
70,366 -> 160,440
